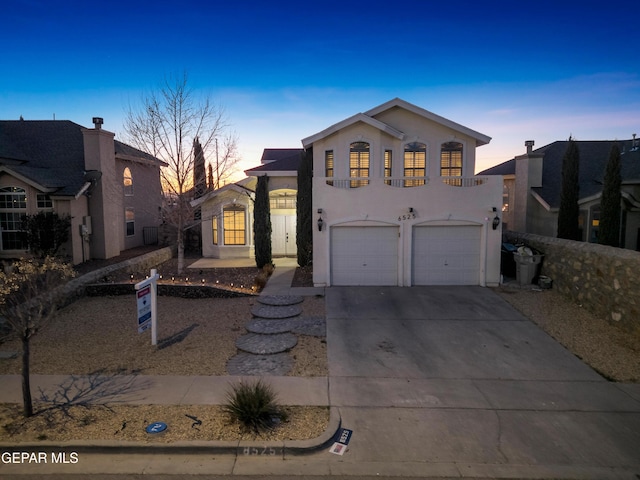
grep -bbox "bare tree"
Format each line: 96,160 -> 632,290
123,72 -> 240,272
0,257 -> 75,417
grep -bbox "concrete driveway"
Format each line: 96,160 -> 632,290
324,286 -> 640,478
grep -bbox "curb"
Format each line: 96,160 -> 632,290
0,407 -> 341,459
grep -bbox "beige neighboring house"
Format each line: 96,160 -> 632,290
304,98 -> 503,287
192,149 -> 302,259
0,118 -> 166,264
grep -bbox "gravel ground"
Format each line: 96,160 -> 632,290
494,284 -> 640,382
1,252 -> 638,443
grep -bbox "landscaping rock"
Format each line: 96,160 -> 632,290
226,352 -> 293,376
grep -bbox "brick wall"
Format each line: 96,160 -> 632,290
505,232 -> 640,333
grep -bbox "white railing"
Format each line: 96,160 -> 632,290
321,176 -> 488,188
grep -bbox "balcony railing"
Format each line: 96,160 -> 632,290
321,176 -> 488,189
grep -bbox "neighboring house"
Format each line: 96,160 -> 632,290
304,98 -> 503,287
479,138 -> 640,250
0,118 -> 166,264
192,148 -> 303,259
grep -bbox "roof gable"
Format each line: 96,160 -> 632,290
301,112 -> 405,148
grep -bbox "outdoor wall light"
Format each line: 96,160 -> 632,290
492,207 -> 500,230
408,207 -> 414,213
317,216 -> 324,231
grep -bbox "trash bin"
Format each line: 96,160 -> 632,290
513,246 -> 543,285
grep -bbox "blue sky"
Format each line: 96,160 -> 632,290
2,0 -> 638,175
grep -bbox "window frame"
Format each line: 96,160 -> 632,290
384,149 -> 393,185
125,207 -> 135,236
0,187 -> 28,250
223,205 -> 246,245
403,142 -> 427,187
325,150 -> 334,186
349,141 -> 370,188
123,167 -> 134,196
440,141 -> 464,179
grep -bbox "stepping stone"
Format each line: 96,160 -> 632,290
226,352 -> 293,376
246,318 -> 298,334
258,295 -> 304,306
236,332 -> 297,355
291,316 -> 326,337
251,304 -> 302,319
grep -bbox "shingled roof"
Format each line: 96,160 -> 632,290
479,139 -> 640,209
0,119 -> 161,197
244,148 -> 304,175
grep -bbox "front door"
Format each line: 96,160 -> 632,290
271,215 -> 297,256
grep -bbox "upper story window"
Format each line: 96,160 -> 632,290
384,150 -> 392,185
325,150 -> 334,186
37,194 -> 53,209
404,142 -> 426,187
0,186 -> 28,250
349,141 -> 370,188
123,167 -> 133,196
502,184 -> 510,212
223,205 -> 246,245
440,142 -> 463,183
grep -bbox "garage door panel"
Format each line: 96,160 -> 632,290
413,225 -> 480,285
331,226 -> 398,286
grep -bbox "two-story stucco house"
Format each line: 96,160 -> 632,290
194,98 -> 503,287
304,98 -> 503,287
0,118 -> 166,264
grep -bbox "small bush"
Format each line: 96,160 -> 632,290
262,263 -> 275,276
223,379 -> 286,434
254,271 -> 268,291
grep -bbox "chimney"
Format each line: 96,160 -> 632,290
525,140 -> 535,154
92,117 -> 104,130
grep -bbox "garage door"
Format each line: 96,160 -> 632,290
331,226 -> 398,285
412,225 -> 481,285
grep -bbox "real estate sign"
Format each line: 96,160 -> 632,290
135,269 -> 160,345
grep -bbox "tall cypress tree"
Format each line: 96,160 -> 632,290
193,137 -> 206,198
598,143 -> 622,247
254,175 -> 272,269
557,138 -> 581,240
296,148 -> 313,267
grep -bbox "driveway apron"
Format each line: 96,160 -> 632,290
324,286 -> 640,478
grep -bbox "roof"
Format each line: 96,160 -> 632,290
478,139 -> 640,208
245,148 -> 304,175
302,98 -> 491,148
0,119 -> 163,196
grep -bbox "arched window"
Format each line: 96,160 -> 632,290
349,141 -> 370,187
223,205 -> 246,245
404,142 -> 426,187
0,186 -> 27,250
123,167 -> 133,196
440,142 -> 463,182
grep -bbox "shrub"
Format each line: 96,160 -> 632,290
223,379 -> 287,434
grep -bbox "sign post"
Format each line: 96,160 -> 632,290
135,269 -> 160,345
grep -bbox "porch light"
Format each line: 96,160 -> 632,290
317,216 -> 324,231
492,207 -> 500,230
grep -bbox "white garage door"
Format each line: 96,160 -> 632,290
413,225 -> 481,285
331,226 -> 398,286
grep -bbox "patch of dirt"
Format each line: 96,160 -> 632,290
494,285 -> 640,382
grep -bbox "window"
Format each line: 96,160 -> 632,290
37,194 -> 53,209
270,195 -> 296,209
349,141 -> 370,187
0,187 -> 27,250
125,208 -> 135,236
223,205 -> 246,245
404,142 -> 426,187
123,167 -> 133,196
212,215 -> 218,245
441,142 -> 463,185
502,184 -> 510,212
384,150 -> 392,185
325,150 -> 334,186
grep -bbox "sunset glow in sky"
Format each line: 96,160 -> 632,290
2,0 -> 638,175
